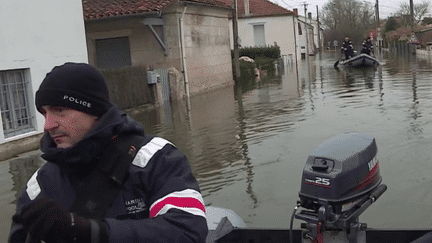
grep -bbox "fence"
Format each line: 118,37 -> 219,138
101,66 -> 155,110
154,68 -> 170,103
389,43 -> 417,56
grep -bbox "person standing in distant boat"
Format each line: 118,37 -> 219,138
361,36 -> 374,56
341,36 -> 354,60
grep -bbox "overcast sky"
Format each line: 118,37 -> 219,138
268,0 -> 427,19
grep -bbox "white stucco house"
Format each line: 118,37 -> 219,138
297,13 -> 323,57
225,0 -> 297,63
0,0 -> 88,159
224,0 -> 323,62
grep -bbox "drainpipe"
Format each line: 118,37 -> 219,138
180,6 -> 191,100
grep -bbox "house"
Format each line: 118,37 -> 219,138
223,0 -> 297,64
300,12 -> 324,55
415,26 -> 432,49
296,13 -> 316,58
222,0 -> 322,64
83,0 -> 234,99
0,0 -> 235,160
0,0 -> 88,160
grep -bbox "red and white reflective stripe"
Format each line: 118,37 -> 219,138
26,169 -> 41,200
150,189 -> 206,218
132,137 -> 173,168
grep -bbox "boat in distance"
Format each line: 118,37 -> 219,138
339,53 -> 380,68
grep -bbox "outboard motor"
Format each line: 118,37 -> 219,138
294,133 -> 387,243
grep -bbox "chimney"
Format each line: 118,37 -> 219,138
293,8 -> 298,15
244,0 -> 250,16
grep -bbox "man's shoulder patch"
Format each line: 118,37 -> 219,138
132,137 -> 174,168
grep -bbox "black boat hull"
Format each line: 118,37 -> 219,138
339,54 -> 380,68
212,228 -> 432,243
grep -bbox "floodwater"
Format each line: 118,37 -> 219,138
3,50 -> 432,240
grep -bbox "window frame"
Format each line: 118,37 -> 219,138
0,69 -> 35,138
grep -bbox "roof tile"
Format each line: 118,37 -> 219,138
83,0 -> 232,20
218,0 -> 294,17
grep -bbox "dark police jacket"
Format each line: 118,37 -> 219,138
362,40 -> 373,52
9,106 -> 208,243
341,40 -> 353,52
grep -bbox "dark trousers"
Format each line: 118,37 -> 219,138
361,49 -> 371,55
344,49 -> 353,59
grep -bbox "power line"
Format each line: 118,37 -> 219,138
279,0 -> 294,8
274,0 -> 304,9
379,4 -> 399,10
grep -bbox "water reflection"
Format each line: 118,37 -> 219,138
8,152 -> 45,204
408,61 -> 422,138
1,152 -> 45,240
235,84 -> 258,207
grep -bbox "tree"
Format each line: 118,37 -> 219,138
381,1 -> 430,44
382,17 -> 399,42
384,17 -> 399,33
394,1 -> 430,26
320,0 -> 375,46
386,26 -> 412,43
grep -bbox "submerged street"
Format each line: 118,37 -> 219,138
3,50 -> 432,239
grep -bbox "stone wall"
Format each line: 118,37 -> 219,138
85,3 -> 234,99
179,5 -> 234,95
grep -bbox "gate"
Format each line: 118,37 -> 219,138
154,68 -> 170,103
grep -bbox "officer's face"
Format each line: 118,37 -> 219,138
41,106 -> 99,149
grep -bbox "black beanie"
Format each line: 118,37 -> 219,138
35,62 -> 113,117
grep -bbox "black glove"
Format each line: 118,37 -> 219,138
13,198 -> 92,243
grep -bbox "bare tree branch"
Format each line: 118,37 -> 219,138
395,1 -> 430,24
321,0 -> 375,44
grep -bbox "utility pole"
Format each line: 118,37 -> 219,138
232,0 -> 240,79
304,3 -> 309,61
375,0 -> 379,23
303,3 -> 311,80
410,0 -> 414,31
409,0 -> 415,55
375,0 -> 380,50
316,5 -> 321,53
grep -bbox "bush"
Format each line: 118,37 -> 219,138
239,60 -> 256,78
232,45 -> 281,78
254,57 -> 276,76
232,45 -> 281,60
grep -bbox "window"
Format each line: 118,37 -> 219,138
0,69 -> 34,138
253,24 -> 266,47
95,37 -> 132,69
298,23 -> 302,35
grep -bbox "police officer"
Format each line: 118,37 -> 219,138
361,36 -> 374,56
341,36 -> 354,60
9,62 -> 208,243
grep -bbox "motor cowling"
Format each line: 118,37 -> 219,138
298,133 -> 381,214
